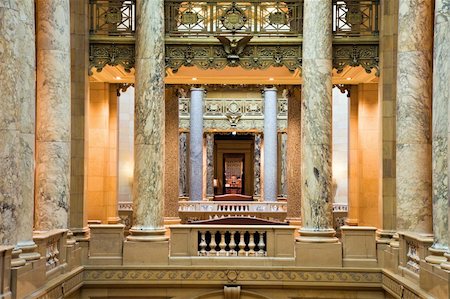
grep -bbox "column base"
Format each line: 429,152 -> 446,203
377,229 -> 395,244
425,247 -> 448,265
296,228 -> 338,243
127,227 -> 169,242
17,242 -> 40,261
11,248 -> 26,268
344,218 -> 358,226
389,233 -> 400,248
441,253 -> 450,271
70,226 -> 90,241
107,216 -> 121,224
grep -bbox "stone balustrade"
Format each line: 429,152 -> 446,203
198,230 -> 267,257
178,201 -> 287,222
170,224 -> 295,266
397,232 -> 433,282
33,229 -> 68,278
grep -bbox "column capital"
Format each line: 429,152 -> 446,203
262,86 -> 278,93
191,86 -> 207,93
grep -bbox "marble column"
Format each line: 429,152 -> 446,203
35,0 -> 71,231
189,88 -> 205,201
396,0 -> 433,234
179,132 -> 189,197
299,0 -> 335,241
206,133 -> 215,198
263,87 -> 278,202
286,87 -> 302,220
164,87 -> 180,219
429,0 -> 450,266
128,0 -> 166,241
280,132 -> 288,197
0,0 -> 40,262
253,134 -> 262,199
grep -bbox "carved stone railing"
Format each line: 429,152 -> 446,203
178,201 -> 287,222
179,97 -> 287,131
170,224 -> 295,265
33,229 -> 68,278
398,232 -> 433,282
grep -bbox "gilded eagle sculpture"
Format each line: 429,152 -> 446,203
216,35 -> 253,65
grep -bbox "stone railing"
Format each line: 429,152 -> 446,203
178,201 -> 287,222
170,224 -> 295,265
398,232 -> 433,282
33,229 -> 68,278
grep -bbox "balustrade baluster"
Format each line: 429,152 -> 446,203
229,231 -> 236,256
219,231 -> 226,256
238,231 -> 246,256
248,231 -> 256,256
258,231 -> 266,257
210,231 -> 218,256
199,231 -> 207,256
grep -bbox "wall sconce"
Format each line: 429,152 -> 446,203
213,178 -> 218,188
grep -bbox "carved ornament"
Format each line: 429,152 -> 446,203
333,44 -> 379,76
165,44 -> 302,73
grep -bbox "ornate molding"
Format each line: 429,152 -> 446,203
89,43 -> 135,75
179,97 -> 287,131
165,44 -> 302,73
116,83 -> 134,96
84,268 -> 382,285
333,44 -> 379,76
87,43 -> 379,76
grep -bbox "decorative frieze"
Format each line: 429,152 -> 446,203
179,97 -> 287,131
83,268 -> 382,285
88,43 -> 379,75
166,44 -> 302,73
89,43 -> 135,74
333,44 -> 379,75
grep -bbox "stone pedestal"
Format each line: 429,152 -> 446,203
396,0 -> 433,234
128,0 -> 167,241
189,88 -> 205,201
298,0 -> 335,242
341,226 -> 377,268
35,0 -> 71,231
263,87 -> 278,202
88,224 -> 124,265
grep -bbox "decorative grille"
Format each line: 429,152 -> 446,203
89,0 -> 136,36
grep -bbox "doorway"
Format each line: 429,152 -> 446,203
223,154 -> 245,194
214,135 -> 254,196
